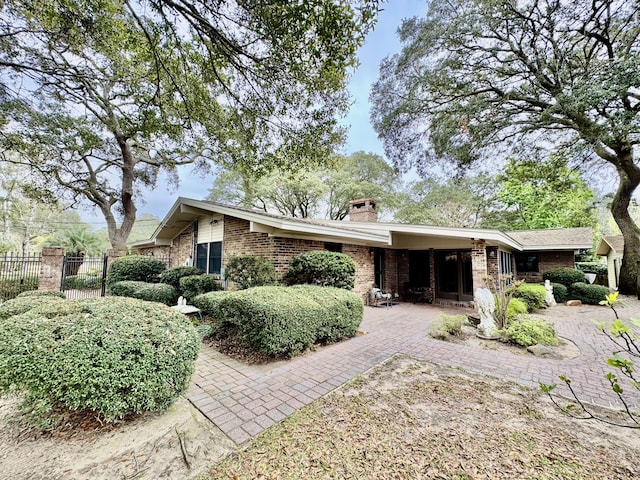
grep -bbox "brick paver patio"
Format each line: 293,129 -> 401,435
187,297 -> 640,444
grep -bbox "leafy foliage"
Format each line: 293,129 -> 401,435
130,283 -> 178,306
506,298 -> 528,323
551,283 -> 569,304
106,255 -> 166,289
159,267 -> 204,291
0,295 -> 65,320
0,297 -> 200,425
0,276 -> 39,302
430,313 -> 466,339
568,283 -> 611,305
513,284 -> 547,312
17,290 -> 66,299
179,275 -> 223,301
284,251 -> 356,290
502,317 -> 558,347
108,281 -> 151,298
224,256 -> 276,290
575,262 -> 608,276
543,268 -> 587,287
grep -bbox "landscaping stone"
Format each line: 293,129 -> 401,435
526,344 -> 556,357
567,299 -> 582,306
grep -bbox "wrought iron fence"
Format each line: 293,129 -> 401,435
0,252 -> 42,302
61,254 -> 108,299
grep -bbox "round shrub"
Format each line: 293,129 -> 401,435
0,297 -> 200,424
502,317 -> 558,347
284,251 -> 356,290
106,255 -> 166,289
513,284 -> 547,311
109,280 -> 150,298
17,290 -> 66,299
180,274 -> 223,301
568,282 -> 610,305
192,290 -> 230,319
130,283 -> 178,306
543,267 -> 586,287
224,255 -> 276,290
551,283 -> 568,303
159,266 -> 204,291
506,297 -> 528,322
0,296 -> 66,320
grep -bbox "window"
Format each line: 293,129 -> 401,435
499,251 -> 513,276
324,242 -> 342,253
196,241 -> 222,274
515,253 -> 539,273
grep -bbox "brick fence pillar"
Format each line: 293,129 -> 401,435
106,249 -> 127,270
40,247 -> 65,291
471,239 -> 487,291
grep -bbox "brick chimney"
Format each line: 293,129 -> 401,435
348,198 -> 378,222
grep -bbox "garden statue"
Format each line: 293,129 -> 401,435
544,280 -> 556,307
475,287 -> 498,338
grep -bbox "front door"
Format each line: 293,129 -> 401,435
435,250 -> 473,301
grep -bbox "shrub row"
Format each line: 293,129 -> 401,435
543,267 -> 586,287
193,285 -> 363,356
568,282 -> 610,305
0,297 -> 200,424
106,255 -> 166,287
110,280 -> 178,305
180,274 -> 222,300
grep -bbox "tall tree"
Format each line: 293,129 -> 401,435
371,0 -> 640,293
1,0 -> 379,249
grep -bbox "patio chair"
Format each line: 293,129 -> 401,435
371,287 -> 393,308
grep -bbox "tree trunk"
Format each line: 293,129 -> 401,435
106,136 -> 137,250
611,158 -> 640,295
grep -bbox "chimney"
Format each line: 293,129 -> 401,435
348,198 -> 378,222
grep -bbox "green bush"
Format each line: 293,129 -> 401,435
180,274 -> 222,301
213,285 -> 363,356
17,290 -> 66,299
109,280 -> 150,298
159,266 -> 203,291
63,274 -> 102,290
192,291 -> 233,339
130,283 -> 178,306
284,251 -> 355,290
575,262 -> 608,276
430,313 -> 466,339
106,255 -> 166,289
224,255 -> 276,290
502,317 -> 558,347
568,282 -> 611,305
0,296 -> 66,320
551,283 -> 568,303
506,298 -> 528,322
0,297 -> 200,424
513,284 -> 547,311
0,276 -> 39,302
543,267 -> 586,287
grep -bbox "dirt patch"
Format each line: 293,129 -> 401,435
0,395 -> 234,480
205,355 -> 639,480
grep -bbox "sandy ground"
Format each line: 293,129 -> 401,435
0,395 -> 234,480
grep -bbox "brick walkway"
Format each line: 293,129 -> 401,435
187,297 -> 640,444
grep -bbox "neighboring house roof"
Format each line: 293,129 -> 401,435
505,227 -> 593,251
596,235 -> 624,256
130,197 -> 593,252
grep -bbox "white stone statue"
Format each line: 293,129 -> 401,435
544,280 -> 556,307
475,287 -> 497,338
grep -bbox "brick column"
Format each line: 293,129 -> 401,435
106,249 -> 127,270
40,247 -> 65,291
471,239 -> 488,291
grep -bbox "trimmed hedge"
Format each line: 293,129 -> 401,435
109,280 -> 150,298
502,317 -> 558,347
0,297 -> 200,424
568,282 -> 610,305
159,266 -> 203,291
180,274 -> 222,301
106,255 -> 166,289
0,295 -> 66,320
513,284 -> 547,311
543,267 -> 586,287
506,297 -> 528,322
197,285 -> 363,356
551,283 -> 568,303
224,255 -> 276,290
131,283 -> 178,305
284,251 -> 355,290
17,290 -> 66,299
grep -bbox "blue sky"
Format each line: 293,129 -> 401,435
79,1 -> 427,225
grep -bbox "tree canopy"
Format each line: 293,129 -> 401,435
1,0 -> 379,248
371,0 -> 640,293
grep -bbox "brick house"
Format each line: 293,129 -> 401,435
131,197 -> 592,304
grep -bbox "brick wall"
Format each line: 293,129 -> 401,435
471,239 -> 487,290
515,251 -> 575,283
486,246 -> 499,283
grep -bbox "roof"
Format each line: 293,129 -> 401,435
505,227 -> 593,251
130,197 -> 593,252
596,235 -> 624,256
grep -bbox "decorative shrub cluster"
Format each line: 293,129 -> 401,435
284,251 -> 356,290
551,283 -> 568,303
193,285 -> 363,356
17,290 -> 66,299
513,284 -> 547,311
180,274 -> 222,300
502,317 -> 558,347
109,280 -> 151,298
568,282 -> 610,305
224,255 -> 276,290
110,280 -> 178,305
543,267 -> 586,287
0,297 -> 200,424
106,255 -> 166,288
0,295 -> 66,320
506,297 -> 528,322
159,266 -> 204,291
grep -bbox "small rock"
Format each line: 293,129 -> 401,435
566,300 -> 582,306
527,344 -> 555,357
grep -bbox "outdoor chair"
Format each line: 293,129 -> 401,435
371,287 -> 393,308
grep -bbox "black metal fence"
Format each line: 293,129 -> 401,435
0,252 -> 42,301
61,254 -> 108,299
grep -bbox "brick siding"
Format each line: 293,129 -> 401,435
515,251 -> 575,283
